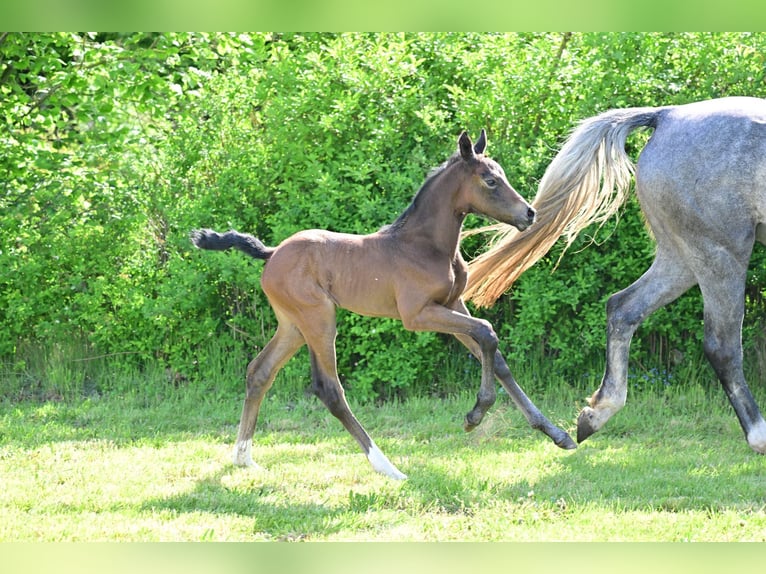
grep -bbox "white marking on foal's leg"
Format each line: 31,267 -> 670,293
747,419 -> 766,454
367,440 -> 407,480
232,439 -> 263,470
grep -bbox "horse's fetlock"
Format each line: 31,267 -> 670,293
477,388 -> 497,409
526,413 -> 547,431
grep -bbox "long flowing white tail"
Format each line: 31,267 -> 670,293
464,106 -> 664,307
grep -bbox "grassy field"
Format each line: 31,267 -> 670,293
2,373 -> 766,543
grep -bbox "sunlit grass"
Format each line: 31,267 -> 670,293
2,377 -> 766,541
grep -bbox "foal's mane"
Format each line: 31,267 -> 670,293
380,152 -> 463,233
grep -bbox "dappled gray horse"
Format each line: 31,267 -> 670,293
465,97 -> 766,454
192,131 -> 575,480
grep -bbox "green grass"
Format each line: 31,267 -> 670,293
2,374 -> 766,541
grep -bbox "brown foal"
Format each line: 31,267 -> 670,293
192,130 -> 575,480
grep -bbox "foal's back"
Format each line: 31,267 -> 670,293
260,228 -> 401,319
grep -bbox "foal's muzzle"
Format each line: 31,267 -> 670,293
514,206 -> 536,231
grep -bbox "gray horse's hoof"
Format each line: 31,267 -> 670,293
576,409 -> 598,443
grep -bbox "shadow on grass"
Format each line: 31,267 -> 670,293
7,389 -> 766,541
137,441 -> 541,541
0,393 -> 334,447
137,464 -> 362,540
132,426 -> 766,541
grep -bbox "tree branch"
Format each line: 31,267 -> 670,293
532,32 -> 573,136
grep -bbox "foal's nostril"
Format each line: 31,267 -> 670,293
527,206 -> 536,221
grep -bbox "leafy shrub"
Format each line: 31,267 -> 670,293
4,32 -> 766,401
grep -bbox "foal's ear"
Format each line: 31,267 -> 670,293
473,129 -> 487,155
458,131 -> 475,160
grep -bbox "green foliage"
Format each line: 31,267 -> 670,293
4,32 -> 766,402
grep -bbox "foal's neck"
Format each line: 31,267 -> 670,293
391,165 -> 467,254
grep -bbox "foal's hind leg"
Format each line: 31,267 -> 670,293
450,301 -> 576,449
233,322 -> 305,468
577,251 -> 696,442
297,302 -> 407,480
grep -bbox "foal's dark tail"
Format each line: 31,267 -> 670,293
190,229 -> 275,260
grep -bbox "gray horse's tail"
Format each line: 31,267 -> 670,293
464,106 -> 663,307
190,229 -> 275,260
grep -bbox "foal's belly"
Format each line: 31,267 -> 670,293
327,275 -> 402,320
267,229 -> 403,319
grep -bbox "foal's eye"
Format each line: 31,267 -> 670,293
483,177 -> 497,188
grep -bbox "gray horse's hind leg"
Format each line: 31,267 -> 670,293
577,251 -> 695,442
696,254 -> 766,454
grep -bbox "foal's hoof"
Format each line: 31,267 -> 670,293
576,409 -> 599,443
463,413 -> 482,432
555,432 -> 577,450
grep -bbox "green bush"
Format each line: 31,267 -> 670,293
4,32 -> 766,401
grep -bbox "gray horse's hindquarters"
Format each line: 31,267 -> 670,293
467,97 -> 766,454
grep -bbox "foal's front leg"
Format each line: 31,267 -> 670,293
400,301 -> 499,428
449,300 -> 576,449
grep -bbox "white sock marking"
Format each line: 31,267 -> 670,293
367,441 -> 407,480
747,419 -> 766,454
233,439 -> 263,469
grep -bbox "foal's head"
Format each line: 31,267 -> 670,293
455,130 -> 535,231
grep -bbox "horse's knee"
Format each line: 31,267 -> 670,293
472,319 -> 498,354
606,291 -> 642,337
